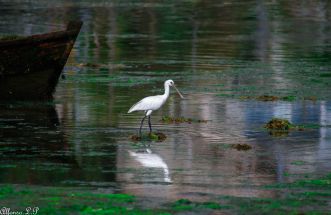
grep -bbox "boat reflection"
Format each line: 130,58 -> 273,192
0,104 -> 75,185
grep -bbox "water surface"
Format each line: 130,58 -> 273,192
0,0 -> 331,202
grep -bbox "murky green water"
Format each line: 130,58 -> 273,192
1,0 -> 331,203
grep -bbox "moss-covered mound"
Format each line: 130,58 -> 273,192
256,95 -> 279,101
130,132 -> 167,142
264,118 -> 292,130
231,143 -> 252,151
264,118 -> 312,136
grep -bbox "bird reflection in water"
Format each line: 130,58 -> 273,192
128,147 -> 172,183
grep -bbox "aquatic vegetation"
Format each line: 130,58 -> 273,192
240,95 -> 298,102
231,143 -> 252,151
264,118 -> 296,136
291,173 -> 331,189
267,173 -> 331,189
74,193 -> 135,203
303,96 -> 317,101
290,161 -> 306,166
0,185 -> 225,215
0,35 -> 23,41
0,186 -> 14,198
160,116 -> 208,124
281,95 -> 296,102
1,172 -> 331,214
169,199 -> 229,211
256,95 -> 279,101
225,195 -> 328,214
263,118 -> 322,136
161,116 -> 192,123
264,118 -> 293,130
130,135 -> 142,141
78,62 -> 101,68
130,132 -> 167,142
319,73 -> 331,78
224,173 -> 331,214
149,132 -> 167,142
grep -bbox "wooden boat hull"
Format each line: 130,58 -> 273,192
0,21 -> 82,100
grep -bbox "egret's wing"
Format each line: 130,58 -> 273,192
128,96 -> 162,113
128,99 -> 144,113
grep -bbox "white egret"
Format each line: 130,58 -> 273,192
128,79 -> 184,136
129,148 -> 172,183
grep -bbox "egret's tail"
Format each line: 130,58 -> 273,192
128,100 -> 143,113
128,106 -> 136,113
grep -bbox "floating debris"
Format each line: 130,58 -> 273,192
130,132 -> 167,142
231,144 -> 252,151
240,95 -> 280,101
304,96 -> 317,101
161,116 -> 192,123
240,95 -> 306,102
256,95 -> 279,101
160,116 -> 208,124
78,62 -> 101,68
239,95 -> 253,100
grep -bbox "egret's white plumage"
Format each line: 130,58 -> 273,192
128,95 -> 166,115
129,148 -> 172,183
128,79 -> 184,136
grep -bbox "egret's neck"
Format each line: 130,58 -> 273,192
163,84 -> 170,98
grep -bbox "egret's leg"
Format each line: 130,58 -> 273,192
148,116 -> 152,134
139,115 -> 147,137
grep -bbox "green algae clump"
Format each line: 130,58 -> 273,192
170,199 -> 227,211
264,118 -> 293,130
257,95 -> 279,101
130,132 -> 167,142
264,118 -> 303,136
149,132 -> 167,142
231,143 -> 252,151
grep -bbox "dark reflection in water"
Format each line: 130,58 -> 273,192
0,104 -> 117,186
0,0 -> 331,201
